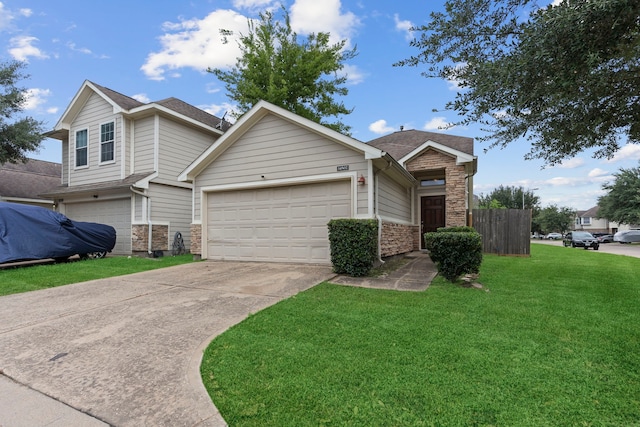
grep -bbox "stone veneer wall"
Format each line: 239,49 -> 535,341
406,149 -> 468,227
380,222 -> 419,257
190,224 -> 202,255
132,224 -> 169,252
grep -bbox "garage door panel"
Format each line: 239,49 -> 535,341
64,198 -> 131,255
206,181 -> 350,263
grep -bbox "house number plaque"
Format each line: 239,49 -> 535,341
336,165 -> 349,171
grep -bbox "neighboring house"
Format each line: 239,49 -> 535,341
0,159 -> 61,209
179,101 -> 477,264
574,206 -> 609,233
42,81 -> 230,255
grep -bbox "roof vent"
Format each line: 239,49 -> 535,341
400,125 -> 404,131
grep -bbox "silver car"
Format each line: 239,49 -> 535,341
613,230 -> 640,244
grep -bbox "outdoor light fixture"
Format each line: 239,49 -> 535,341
358,174 -> 366,185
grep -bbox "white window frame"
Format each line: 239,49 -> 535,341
74,128 -> 89,169
99,120 -> 115,164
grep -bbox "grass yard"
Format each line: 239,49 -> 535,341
0,254 -> 195,296
201,244 -> 640,426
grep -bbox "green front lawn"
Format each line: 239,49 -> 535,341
0,254 -> 195,296
201,245 -> 640,426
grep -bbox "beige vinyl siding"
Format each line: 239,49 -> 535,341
68,93 -> 121,185
148,183 -> 193,250
133,193 -> 144,222
194,114 -> 368,221
157,117 -> 215,183
133,116 -> 156,174
62,139 -> 69,184
377,173 -> 412,222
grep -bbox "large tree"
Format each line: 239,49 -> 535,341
209,9 -> 357,134
597,163 -> 640,225
396,0 -> 640,165
477,185 -> 540,210
0,60 -> 45,164
535,204 -> 575,233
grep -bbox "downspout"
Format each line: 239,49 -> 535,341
130,186 -> 153,255
373,159 -> 393,264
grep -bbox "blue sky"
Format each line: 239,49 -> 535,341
2,0 -> 638,210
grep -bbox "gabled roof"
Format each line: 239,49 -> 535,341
367,129 -> 474,159
366,129 -> 476,172
179,100 -> 413,183
0,159 -> 61,202
46,81 -> 231,139
579,206 -> 600,218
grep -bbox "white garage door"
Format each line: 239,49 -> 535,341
65,198 -> 132,255
206,181 -> 351,263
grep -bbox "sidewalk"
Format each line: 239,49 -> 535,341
330,251 -> 436,291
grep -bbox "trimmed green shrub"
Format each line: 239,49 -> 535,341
424,230 -> 482,282
437,226 -> 476,233
328,219 -> 378,277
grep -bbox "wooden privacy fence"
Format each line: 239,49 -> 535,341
472,209 -> 531,256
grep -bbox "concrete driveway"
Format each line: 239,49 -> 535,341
0,261 -> 335,426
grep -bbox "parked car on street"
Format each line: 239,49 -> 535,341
563,231 -> 599,250
597,234 -> 614,243
0,202 -> 116,264
545,232 -> 563,240
613,230 -> 640,244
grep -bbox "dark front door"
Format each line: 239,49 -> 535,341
421,195 -> 445,249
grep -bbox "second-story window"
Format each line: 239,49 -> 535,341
75,129 -> 88,167
100,121 -> 115,163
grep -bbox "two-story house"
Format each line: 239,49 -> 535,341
43,81 -> 230,255
574,206 -> 609,234
44,82 -> 477,264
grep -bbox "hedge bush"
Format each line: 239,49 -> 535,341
328,219 -> 378,277
424,229 -> 482,282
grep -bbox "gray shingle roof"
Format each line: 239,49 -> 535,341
89,82 -> 232,131
0,159 -> 61,200
155,98 -> 232,131
90,82 -> 145,110
366,129 -> 474,161
40,172 -> 155,198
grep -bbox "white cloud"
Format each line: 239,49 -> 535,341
132,93 -> 151,103
46,106 -> 59,114
588,168 -> 609,178
141,10 -> 250,81
607,143 -> 640,163
0,2 -> 15,30
67,41 -> 92,55
368,119 -> 395,134
198,102 -> 239,122
424,117 -> 453,131
232,0 -> 275,10
22,88 -> 51,110
557,157 -> 585,169
19,8 -> 32,17
8,35 -> 49,61
342,64 -> 365,85
290,0 -> 360,46
393,14 -> 413,41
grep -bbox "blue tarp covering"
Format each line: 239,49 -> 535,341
0,202 -> 116,263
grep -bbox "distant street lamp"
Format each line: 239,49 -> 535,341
523,187 -> 539,209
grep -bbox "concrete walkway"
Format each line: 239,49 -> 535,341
0,255 -> 437,426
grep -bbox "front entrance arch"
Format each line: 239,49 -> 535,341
421,195 -> 445,249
